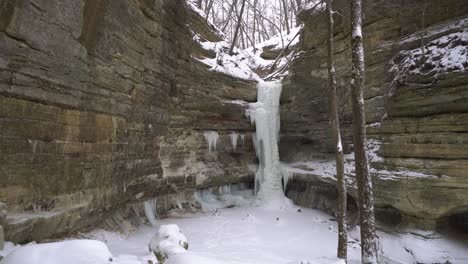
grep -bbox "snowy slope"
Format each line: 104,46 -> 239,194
187,1 -> 302,81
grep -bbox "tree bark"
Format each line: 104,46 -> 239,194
326,0 -> 347,260
350,0 -> 378,263
229,0 -> 246,55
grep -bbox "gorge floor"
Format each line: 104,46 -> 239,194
80,203 -> 468,264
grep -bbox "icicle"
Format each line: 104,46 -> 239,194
203,130 -> 219,153
143,199 -> 158,227
240,134 -> 245,145
280,165 -> 294,192
230,132 -> 239,151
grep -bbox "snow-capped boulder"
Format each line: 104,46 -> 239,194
1,240 -> 114,264
148,224 -> 188,263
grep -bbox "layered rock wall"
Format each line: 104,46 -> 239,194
282,0 -> 468,222
0,0 -> 256,242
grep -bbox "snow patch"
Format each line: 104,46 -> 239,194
191,31 -> 260,81
391,28 -> 468,83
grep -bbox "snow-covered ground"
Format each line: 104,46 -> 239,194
94,205 -> 468,264
2,200 -> 468,264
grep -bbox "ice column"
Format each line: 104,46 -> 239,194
246,81 -> 285,202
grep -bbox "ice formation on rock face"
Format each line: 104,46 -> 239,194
240,134 -> 245,145
203,131 -> 219,153
143,198 -> 158,227
194,183 -> 254,212
230,132 -> 239,151
246,81 -> 288,203
280,165 -> 295,192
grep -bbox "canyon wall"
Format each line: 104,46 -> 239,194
282,0 -> 468,226
0,0 -> 256,242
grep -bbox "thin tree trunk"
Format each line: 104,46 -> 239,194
229,0 -> 246,55
350,0 -> 378,263
326,0 -> 347,260
281,0 -> 290,34
296,0 -> 302,10
252,0 -> 258,45
290,0 -> 298,26
241,26 -> 246,49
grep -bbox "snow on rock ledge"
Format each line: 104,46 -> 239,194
392,28 -> 468,82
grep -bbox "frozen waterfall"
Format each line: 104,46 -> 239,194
246,81 -> 290,205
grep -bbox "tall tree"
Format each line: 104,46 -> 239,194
350,0 -> 378,263
229,0 -> 246,55
326,0 -> 347,260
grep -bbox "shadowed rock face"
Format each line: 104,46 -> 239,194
281,0 -> 468,223
0,0 -> 256,242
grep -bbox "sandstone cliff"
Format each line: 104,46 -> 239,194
0,0 -> 256,242
281,0 -> 468,225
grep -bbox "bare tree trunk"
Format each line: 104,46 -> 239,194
326,0 -> 347,260
241,26 -> 246,49
205,0 -> 215,21
252,0 -> 258,45
296,0 -> 302,10
229,0 -> 246,55
197,0 -> 203,9
290,0 -> 298,26
350,0 -> 378,263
